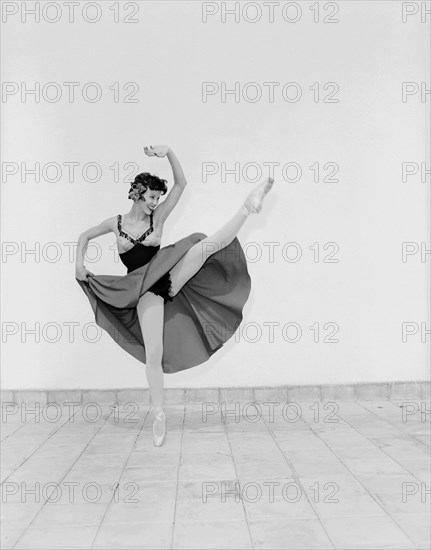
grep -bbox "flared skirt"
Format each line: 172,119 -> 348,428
76,233 -> 251,374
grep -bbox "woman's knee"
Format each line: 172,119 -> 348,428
146,341 -> 163,365
167,284 -> 178,299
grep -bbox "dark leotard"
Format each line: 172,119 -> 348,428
117,211 -> 173,302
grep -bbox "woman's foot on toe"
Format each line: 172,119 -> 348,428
152,406 -> 166,447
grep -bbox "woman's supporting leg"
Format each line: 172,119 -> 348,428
168,177 -> 274,297
137,291 -> 167,446
137,291 -> 165,408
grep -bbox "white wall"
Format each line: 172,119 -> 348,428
1,0 -> 429,389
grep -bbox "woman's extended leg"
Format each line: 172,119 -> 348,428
168,177 -> 274,297
137,291 -> 166,446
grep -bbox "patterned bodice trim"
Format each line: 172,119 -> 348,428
117,211 -> 153,245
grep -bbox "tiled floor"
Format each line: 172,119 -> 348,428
1,398 -> 430,549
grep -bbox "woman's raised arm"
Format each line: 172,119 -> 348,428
144,146 -> 187,225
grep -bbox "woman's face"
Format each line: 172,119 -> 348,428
142,188 -> 162,213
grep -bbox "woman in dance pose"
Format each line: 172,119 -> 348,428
75,145 -> 274,446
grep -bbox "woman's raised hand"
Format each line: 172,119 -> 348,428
144,145 -> 170,158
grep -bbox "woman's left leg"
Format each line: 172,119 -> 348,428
137,291 -> 167,446
137,291 -> 165,407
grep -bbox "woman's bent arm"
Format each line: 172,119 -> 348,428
75,217 -> 114,277
76,235 -> 90,271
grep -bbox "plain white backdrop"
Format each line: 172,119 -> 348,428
1,0 -> 429,389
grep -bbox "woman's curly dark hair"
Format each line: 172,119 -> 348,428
128,172 -> 168,202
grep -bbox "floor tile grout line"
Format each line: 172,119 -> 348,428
89,406 -> 151,550
259,413 -> 337,550
302,412 -> 421,550
2,404 -> 96,484
338,403 -> 429,464
356,400 -> 430,448
336,408 -> 426,485
1,391 -> 43,434
0,399 -> 62,444
10,407 -> 115,550
169,400 -> 187,550
0,414 -> 41,443
357,399 -> 429,439
360,399 -> 426,429
1,392 -> 88,443
222,403 -> 257,550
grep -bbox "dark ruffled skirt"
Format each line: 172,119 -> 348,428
76,233 -> 251,374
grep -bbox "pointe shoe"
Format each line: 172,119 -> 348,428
152,406 -> 166,447
241,177 -> 274,216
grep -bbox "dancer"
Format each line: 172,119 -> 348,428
75,145 -> 274,446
